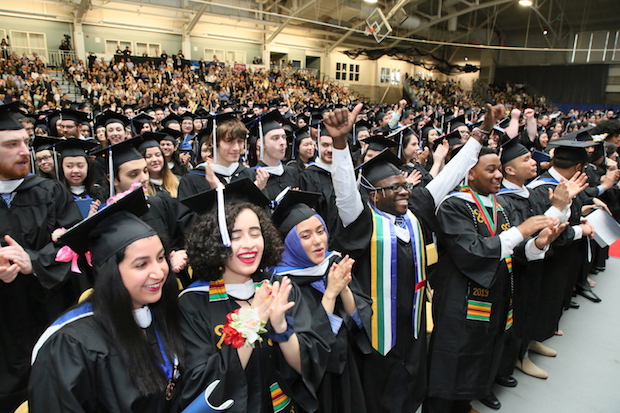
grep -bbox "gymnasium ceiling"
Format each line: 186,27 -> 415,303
11,0 -> 620,58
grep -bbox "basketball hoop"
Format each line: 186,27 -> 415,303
364,24 -> 376,37
365,8 -> 392,43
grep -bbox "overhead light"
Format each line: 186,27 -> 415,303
542,30 -> 548,35
464,57 -> 469,61
364,0 -> 378,3
519,0 -> 533,6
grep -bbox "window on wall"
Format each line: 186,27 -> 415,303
205,48 -> 225,62
225,50 -> 246,64
136,42 -> 161,57
9,31 -> 46,56
380,68 -> 401,84
336,62 -> 359,81
380,67 -> 390,83
105,40 -> 133,54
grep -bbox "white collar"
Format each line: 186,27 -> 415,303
548,167 -> 566,183
70,185 -> 86,195
381,210 -> 411,242
313,159 -> 332,173
276,256 -> 333,277
501,179 -> 530,198
150,178 -> 163,186
132,306 -> 152,328
259,163 -> 284,176
225,279 -> 255,300
212,162 -> 239,177
0,178 -> 25,193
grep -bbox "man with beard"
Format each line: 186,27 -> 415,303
0,103 -> 82,412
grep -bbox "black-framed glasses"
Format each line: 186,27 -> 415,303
374,182 -> 414,193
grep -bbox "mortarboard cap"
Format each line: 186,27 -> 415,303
91,136 -> 145,197
499,137 -> 530,165
96,111 -> 130,128
55,138 -> 98,158
160,127 -> 183,143
32,136 -> 62,152
433,129 -> 462,151
180,178 -> 270,215
361,135 -> 398,152
358,148 -> 404,186
59,109 -> 90,124
548,140 -> 597,163
271,189 -> 322,236
137,132 -> 168,152
162,113 -> 182,128
0,103 -> 29,130
57,187 -> 155,266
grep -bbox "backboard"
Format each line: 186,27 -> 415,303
365,8 -> 393,44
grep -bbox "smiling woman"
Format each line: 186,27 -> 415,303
29,188 -> 185,412
177,179 -> 330,413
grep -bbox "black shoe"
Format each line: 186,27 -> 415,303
479,392 -> 501,410
568,301 -> 580,309
589,268 -> 599,275
495,375 -> 518,387
576,289 -> 601,303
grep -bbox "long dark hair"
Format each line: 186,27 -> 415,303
90,242 -> 184,396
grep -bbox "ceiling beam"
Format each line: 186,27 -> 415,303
265,0 -> 319,44
386,0 -> 514,49
185,1 -> 208,34
75,0 -> 91,22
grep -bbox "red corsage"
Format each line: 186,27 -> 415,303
222,308 -> 267,349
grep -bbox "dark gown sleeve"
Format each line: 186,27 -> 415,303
436,198 -> 503,289
29,332 -> 95,413
26,181 -> 83,290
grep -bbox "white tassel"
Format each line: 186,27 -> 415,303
216,183 -> 231,247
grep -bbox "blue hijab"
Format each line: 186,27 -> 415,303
272,214 -> 332,273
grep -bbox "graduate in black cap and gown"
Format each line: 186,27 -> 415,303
177,179 -> 329,413
177,112 -> 259,234
284,125 -> 315,181
250,110 -> 300,200
55,138 -> 106,218
32,136 -> 62,180
91,138 -> 187,278
527,139 -> 599,341
0,104 -> 82,412
320,103 -> 491,413
271,190 -> 372,413
29,188 -> 185,413
426,147 -> 556,413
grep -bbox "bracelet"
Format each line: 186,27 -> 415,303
222,308 -> 267,348
473,127 -> 491,136
267,316 -> 295,342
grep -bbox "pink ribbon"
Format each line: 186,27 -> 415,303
56,246 -> 92,273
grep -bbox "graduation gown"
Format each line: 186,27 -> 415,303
177,274 -> 330,413
400,162 -> 434,188
177,163 -> 256,234
274,254 -> 372,413
0,175 -> 82,412
255,161 -> 300,201
29,304 -> 179,413
330,204 -> 432,413
527,171 -> 585,341
299,164 -> 341,237
427,192 -> 513,400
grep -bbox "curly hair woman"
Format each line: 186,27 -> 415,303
177,183 -> 330,413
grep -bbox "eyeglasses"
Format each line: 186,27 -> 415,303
36,155 -> 53,163
374,182 -> 414,193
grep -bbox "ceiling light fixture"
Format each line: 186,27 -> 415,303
542,30 -> 548,35
519,0 -> 533,6
364,0 -> 379,3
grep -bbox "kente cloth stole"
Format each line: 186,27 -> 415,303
369,205 -> 427,356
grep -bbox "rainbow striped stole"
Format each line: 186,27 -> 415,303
369,205 -> 427,356
209,279 -> 228,301
466,300 -> 492,321
269,382 -> 291,412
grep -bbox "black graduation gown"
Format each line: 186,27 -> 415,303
427,194 -> 512,400
400,162 -> 434,188
177,274 -> 330,413
177,164 -> 256,234
496,188 -> 544,372
527,171 -> 585,341
0,175 -> 82,412
299,165 -> 341,237
255,161 -> 300,201
279,255 -> 372,413
330,204 -> 432,413
29,313 -> 178,413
